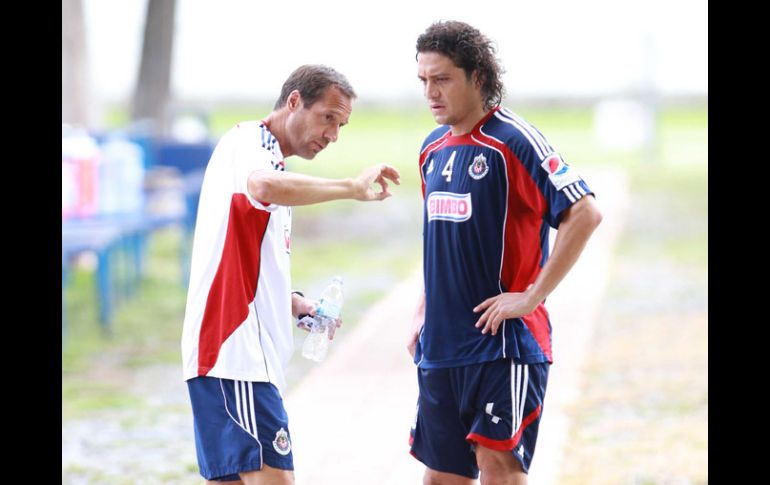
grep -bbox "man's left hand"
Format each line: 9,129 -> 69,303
473,286 -> 538,336
292,293 -> 317,320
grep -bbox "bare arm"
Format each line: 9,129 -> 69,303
474,195 -> 603,335
248,164 -> 401,206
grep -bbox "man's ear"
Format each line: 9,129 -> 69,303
287,90 -> 302,111
472,70 -> 483,88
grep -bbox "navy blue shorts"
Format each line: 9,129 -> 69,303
187,376 -> 294,481
409,359 -> 549,478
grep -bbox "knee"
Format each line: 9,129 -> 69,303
423,470 -> 441,485
423,468 -> 474,485
475,446 -> 523,483
239,466 -> 294,485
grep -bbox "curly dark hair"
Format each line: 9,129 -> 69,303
416,21 -> 505,110
274,65 -> 356,110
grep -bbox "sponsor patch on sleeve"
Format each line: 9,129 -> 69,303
540,153 -> 581,190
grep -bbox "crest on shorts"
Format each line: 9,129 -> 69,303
273,427 -> 291,455
284,225 -> 291,254
468,153 -> 489,180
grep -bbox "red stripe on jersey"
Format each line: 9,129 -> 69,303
521,305 -> 552,362
472,131 -> 547,290
197,194 -> 270,375
511,404 -> 543,446
473,129 -> 552,360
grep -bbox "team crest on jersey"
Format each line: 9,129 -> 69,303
273,428 -> 291,455
427,191 -> 472,222
284,225 -> 291,254
468,153 -> 489,180
540,153 -> 581,190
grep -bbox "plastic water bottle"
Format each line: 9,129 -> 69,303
61,128 -> 101,218
98,135 -> 145,215
301,276 -> 344,362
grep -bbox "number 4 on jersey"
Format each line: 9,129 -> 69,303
442,151 -> 456,183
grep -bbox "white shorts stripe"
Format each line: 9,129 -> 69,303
516,368 -> 522,433
575,182 -> 587,196
248,381 -> 259,441
219,379 -> 262,461
241,381 -> 253,435
514,363 -> 522,432
518,365 -> 529,435
563,187 -> 576,203
510,362 -> 515,432
568,184 -> 582,201
234,379 -> 244,428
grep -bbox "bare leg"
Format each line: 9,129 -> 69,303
423,467 -> 476,485
475,445 -> 526,485
239,464 -> 294,485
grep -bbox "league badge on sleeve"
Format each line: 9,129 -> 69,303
540,153 -> 581,190
468,153 -> 489,180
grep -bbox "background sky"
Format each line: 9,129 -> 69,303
82,0 -> 708,105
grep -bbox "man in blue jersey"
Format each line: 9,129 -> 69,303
407,21 -> 603,484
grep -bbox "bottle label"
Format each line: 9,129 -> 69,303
317,301 -> 341,319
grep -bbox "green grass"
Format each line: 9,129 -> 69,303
62,228 -> 189,418
62,228 -> 188,373
62,376 -> 144,419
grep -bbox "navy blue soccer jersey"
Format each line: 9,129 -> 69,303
414,106 -> 594,369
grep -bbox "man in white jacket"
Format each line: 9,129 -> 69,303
181,64 -> 400,484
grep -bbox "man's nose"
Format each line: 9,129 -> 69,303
324,124 -> 340,143
425,80 -> 438,99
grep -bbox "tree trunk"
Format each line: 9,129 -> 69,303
62,0 -> 90,127
131,0 -> 177,137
